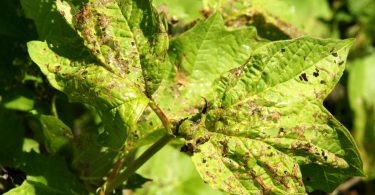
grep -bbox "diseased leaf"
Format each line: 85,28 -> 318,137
58,0 -> 169,95
205,0 -> 305,40
27,41 -> 149,149
155,13 -> 265,119
117,0 -> 169,95
178,37 -> 363,194
21,0 -> 89,60
135,13 -> 265,146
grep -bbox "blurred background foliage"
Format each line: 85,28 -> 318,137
1,0 -> 375,194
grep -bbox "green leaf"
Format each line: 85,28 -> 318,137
136,13 -> 265,145
153,0 -> 204,24
205,0 -> 304,40
155,13 -> 265,119
5,180 -> 66,195
27,41 -> 149,149
4,152 -> 86,195
117,0 -> 169,95
348,53 -> 375,178
37,115 -> 73,155
178,37 -> 363,194
57,0 -> 169,95
134,144 -> 223,195
0,108 -> 25,165
21,0 -> 89,60
3,96 -> 34,112
281,0 -> 332,37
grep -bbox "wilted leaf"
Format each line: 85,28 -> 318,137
178,37 -> 363,194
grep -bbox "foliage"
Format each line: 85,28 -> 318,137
2,0 -> 374,194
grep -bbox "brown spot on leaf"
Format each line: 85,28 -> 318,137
330,48 -> 338,57
180,143 -> 197,155
201,9 -> 212,19
175,68 -> 188,88
219,140 -> 229,157
313,68 -> 319,77
196,137 -> 209,146
271,112 -> 280,121
251,170 -> 271,194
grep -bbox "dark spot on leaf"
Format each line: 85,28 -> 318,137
219,140 -> 228,157
196,137 -> 209,146
201,9 -> 212,18
313,68 -> 319,77
55,65 -> 61,72
201,97 -> 208,114
281,48 -> 285,52
299,73 -> 308,81
320,80 -> 326,84
180,143 -> 197,155
330,48 -> 338,57
202,158 -> 207,163
338,61 -> 344,66
284,170 -> 288,175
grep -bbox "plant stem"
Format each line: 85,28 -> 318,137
148,99 -> 173,135
103,99 -> 175,193
105,134 -> 173,192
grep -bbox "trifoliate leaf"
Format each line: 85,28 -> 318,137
178,37 -> 363,194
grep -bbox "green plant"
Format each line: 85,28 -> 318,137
0,0 -> 365,194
